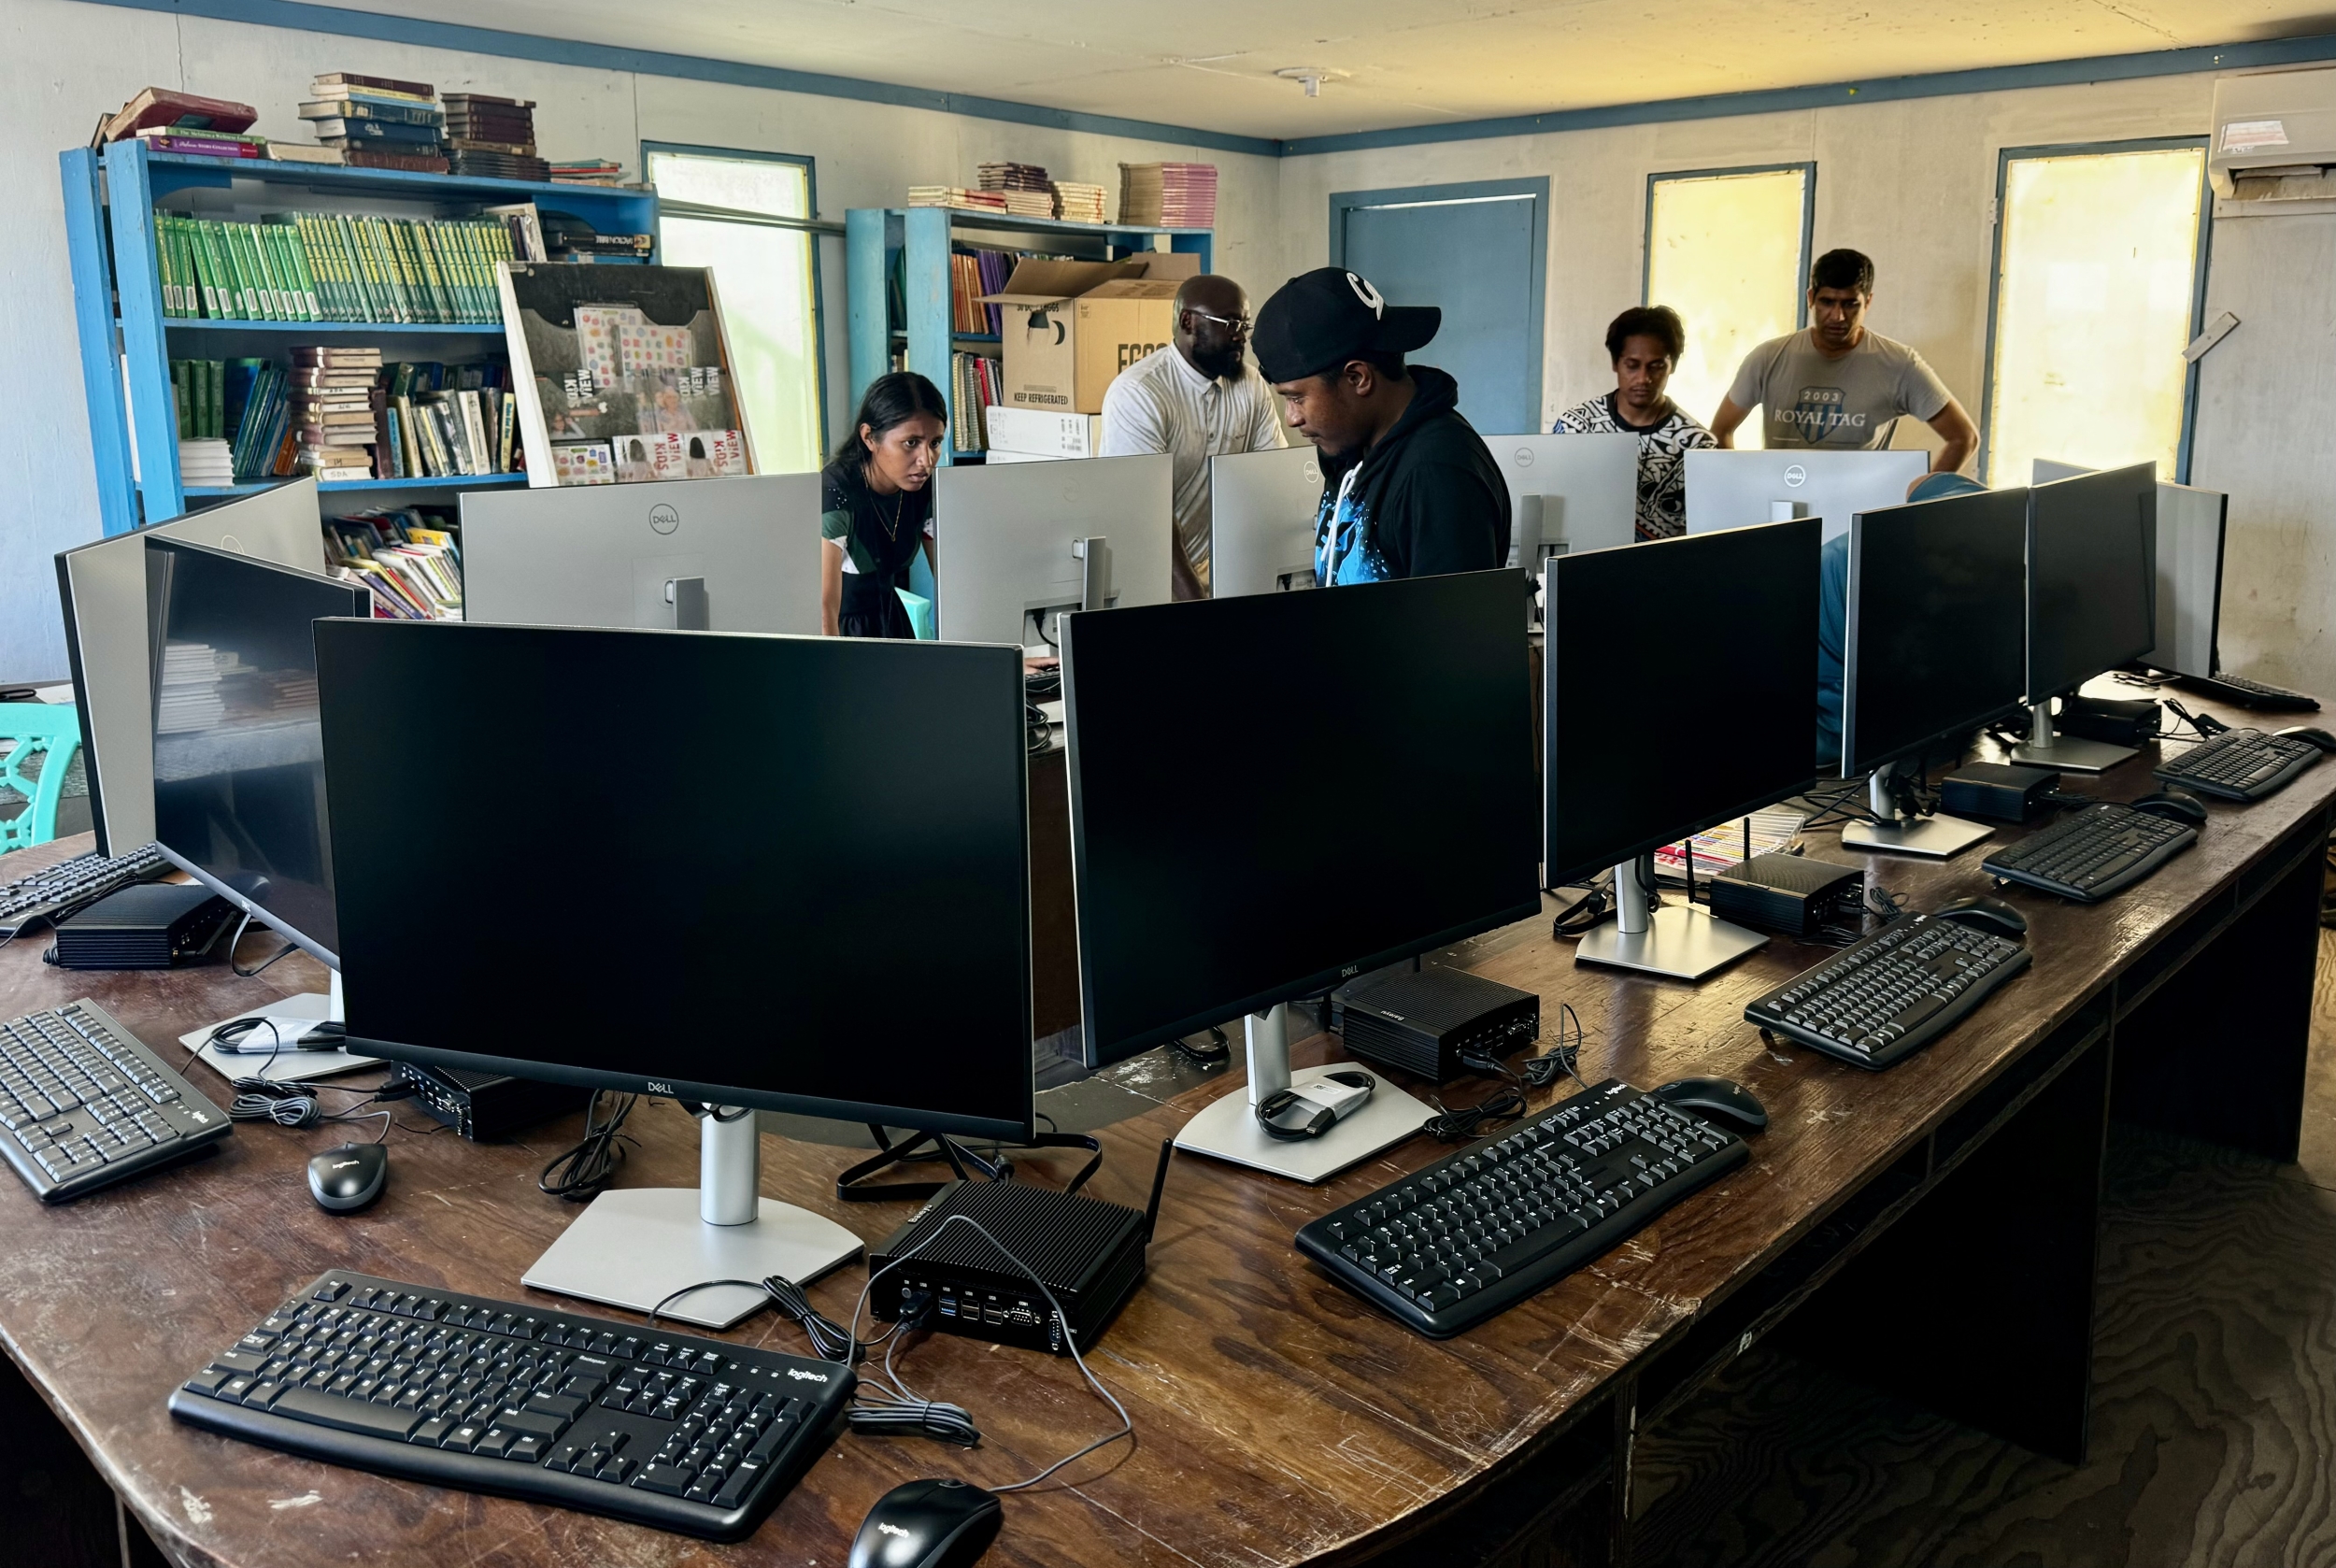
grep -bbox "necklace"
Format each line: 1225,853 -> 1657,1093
876,486 -> 906,542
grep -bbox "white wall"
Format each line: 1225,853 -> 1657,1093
0,0 -> 1283,681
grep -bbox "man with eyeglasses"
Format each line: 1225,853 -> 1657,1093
1100,273 -> 1287,599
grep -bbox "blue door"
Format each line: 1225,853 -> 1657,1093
1332,179 -> 1547,436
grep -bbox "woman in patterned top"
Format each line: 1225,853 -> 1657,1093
1552,306 -> 1715,540
819,372 -> 946,638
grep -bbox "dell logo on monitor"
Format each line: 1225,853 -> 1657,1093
649,504 -> 680,535
646,1079 -> 675,1095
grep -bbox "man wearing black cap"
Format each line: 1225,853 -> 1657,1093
1252,267 -> 1509,585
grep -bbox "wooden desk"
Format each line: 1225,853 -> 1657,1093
1,702 -> 2326,1568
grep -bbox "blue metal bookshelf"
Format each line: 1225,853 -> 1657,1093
61,140 -> 662,532
844,206 -> 1209,464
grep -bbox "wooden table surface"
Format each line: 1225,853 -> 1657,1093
1,697 -> 2328,1568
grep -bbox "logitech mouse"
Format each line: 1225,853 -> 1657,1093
307,1142 -> 387,1213
2276,725 -> 2336,753
1651,1076 -> 1767,1133
849,1477 -> 1003,1568
1932,894 -> 2028,937
2131,787 -> 2209,825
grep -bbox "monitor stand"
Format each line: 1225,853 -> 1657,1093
1841,767 -> 1993,859
180,969 -> 378,1084
523,1105 -> 862,1330
1172,1002 -> 1432,1183
2008,700 -> 2135,774
1574,857 -> 1767,981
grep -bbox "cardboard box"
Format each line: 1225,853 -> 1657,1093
985,407 -> 1104,458
983,253 -> 1200,415
981,448 -> 1071,464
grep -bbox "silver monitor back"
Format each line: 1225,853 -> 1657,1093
1210,446 -> 1321,598
54,478 -> 327,855
2032,459 -> 2224,678
460,474 -> 822,634
1488,433 -> 1638,563
1685,449 -> 1928,544
933,453 -> 1173,646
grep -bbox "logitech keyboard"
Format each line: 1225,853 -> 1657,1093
1294,1079 -> 1747,1338
1745,911 -> 2030,1069
1981,802 -> 2197,903
2178,671 -> 2320,712
0,1001 -> 231,1201
168,1272 -> 856,1542
2152,728 -> 2322,802
0,843 -> 168,938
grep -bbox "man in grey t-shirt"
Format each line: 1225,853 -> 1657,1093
1711,249 -> 1978,483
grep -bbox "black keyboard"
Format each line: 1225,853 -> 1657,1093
2153,728 -> 2322,802
0,843 -> 168,937
1294,1079 -> 1747,1338
0,1001 -> 232,1201
1981,802 -> 2198,902
1745,911 -> 2030,1069
2179,671 -> 2320,712
169,1271 -> 855,1542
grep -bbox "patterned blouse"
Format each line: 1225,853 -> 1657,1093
1551,392 -> 1716,540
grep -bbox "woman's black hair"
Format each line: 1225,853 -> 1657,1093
827,372 -> 947,494
1604,306 -> 1688,364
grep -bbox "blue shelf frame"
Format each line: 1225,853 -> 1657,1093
70,140 -> 662,526
185,473 -> 532,498
844,207 -> 1210,463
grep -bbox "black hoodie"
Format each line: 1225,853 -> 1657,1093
1312,365 -> 1511,585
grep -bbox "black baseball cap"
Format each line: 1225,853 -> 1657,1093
1252,267 -> 1441,384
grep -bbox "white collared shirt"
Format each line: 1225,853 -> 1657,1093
1099,345 -> 1287,595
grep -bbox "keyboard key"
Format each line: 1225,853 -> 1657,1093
271,1388 -> 425,1441
634,1463 -> 695,1496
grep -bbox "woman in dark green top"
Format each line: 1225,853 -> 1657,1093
820,372 -> 947,639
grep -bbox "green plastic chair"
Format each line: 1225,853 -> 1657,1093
0,703 -> 83,856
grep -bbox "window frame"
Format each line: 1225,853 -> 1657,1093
1640,161 -> 1817,325
641,139 -> 830,462
1978,135 -> 2214,486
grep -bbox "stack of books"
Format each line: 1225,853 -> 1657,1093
377,363 -> 519,482
548,158 -> 625,186
299,72 -> 447,173
949,247 -> 1021,335
977,163 -> 1056,218
154,643 -> 232,734
97,87 -> 256,144
135,126 -> 265,159
1118,162 -> 1218,228
1051,180 -> 1107,224
442,94 -> 548,182
908,186 -> 1007,212
291,347 -> 383,482
323,509 -> 463,620
178,440 -> 235,487
949,352 -> 1004,451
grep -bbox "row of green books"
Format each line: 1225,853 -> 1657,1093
171,357 -> 294,480
153,211 -> 513,325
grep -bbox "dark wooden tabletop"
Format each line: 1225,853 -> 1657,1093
2,696 -> 2328,1568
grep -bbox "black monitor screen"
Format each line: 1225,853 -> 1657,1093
314,620 -> 1034,1141
1062,571 -> 1540,1068
147,537 -> 367,963
1845,488 -> 2030,775
1545,520 -> 1820,886
2029,463 -> 2158,703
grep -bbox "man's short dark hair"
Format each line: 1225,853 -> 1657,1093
1346,349 -> 1408,382
1810,249 -> 1875,295
1605,305 -> 1687,363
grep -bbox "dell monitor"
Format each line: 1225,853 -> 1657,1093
56,479 -> 326,854
315,619 -> 1033,1326
1489,432 -> 1639,564
1545,519 -> 1820,979
1208,446 -> 1321,597
459,473 -> 822,634
1061,570 -> 1540,1181
933,454 -> 1173,647
2034,460 -> 2225,684
1835,488 -> 2030,857
1684,449 -> 1928,544
145,535 -> 370,1049
2011,463 -> 2158,772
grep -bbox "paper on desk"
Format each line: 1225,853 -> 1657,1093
1651,808 -> 1808,883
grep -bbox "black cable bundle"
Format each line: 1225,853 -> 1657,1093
537,1091 -> 638,1202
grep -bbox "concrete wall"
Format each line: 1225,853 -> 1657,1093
0,0 -> 1283,681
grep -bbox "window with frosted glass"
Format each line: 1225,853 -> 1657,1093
1645,166 -> 1812,449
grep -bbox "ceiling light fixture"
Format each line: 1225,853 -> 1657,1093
1275,66 -> 1337,98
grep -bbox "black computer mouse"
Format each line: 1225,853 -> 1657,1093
1933,894 -> 2028,937
1651,1076 -> 1767,1133
307,1143 -> 387,1213
848,1478 -> 1003,1568
2275,725 -> 2336,753
2131,787 -> 2209,825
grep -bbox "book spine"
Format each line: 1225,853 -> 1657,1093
458,389 -> 488,471
156,216 -> 179,316
245,224 -> 282,320
395,394 -> 423,476
415,224 -> 453,324
262,225 -> 300,321
280,222 -> 323,320
497,385 -> 515,472
207,358 -> 223,440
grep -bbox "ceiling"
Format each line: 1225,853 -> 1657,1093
333,0 -> 2332,141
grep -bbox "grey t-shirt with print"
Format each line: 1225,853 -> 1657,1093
1725,328 -> 1953,450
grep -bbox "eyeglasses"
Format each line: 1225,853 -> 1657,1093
1185,308 -> 1253,335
